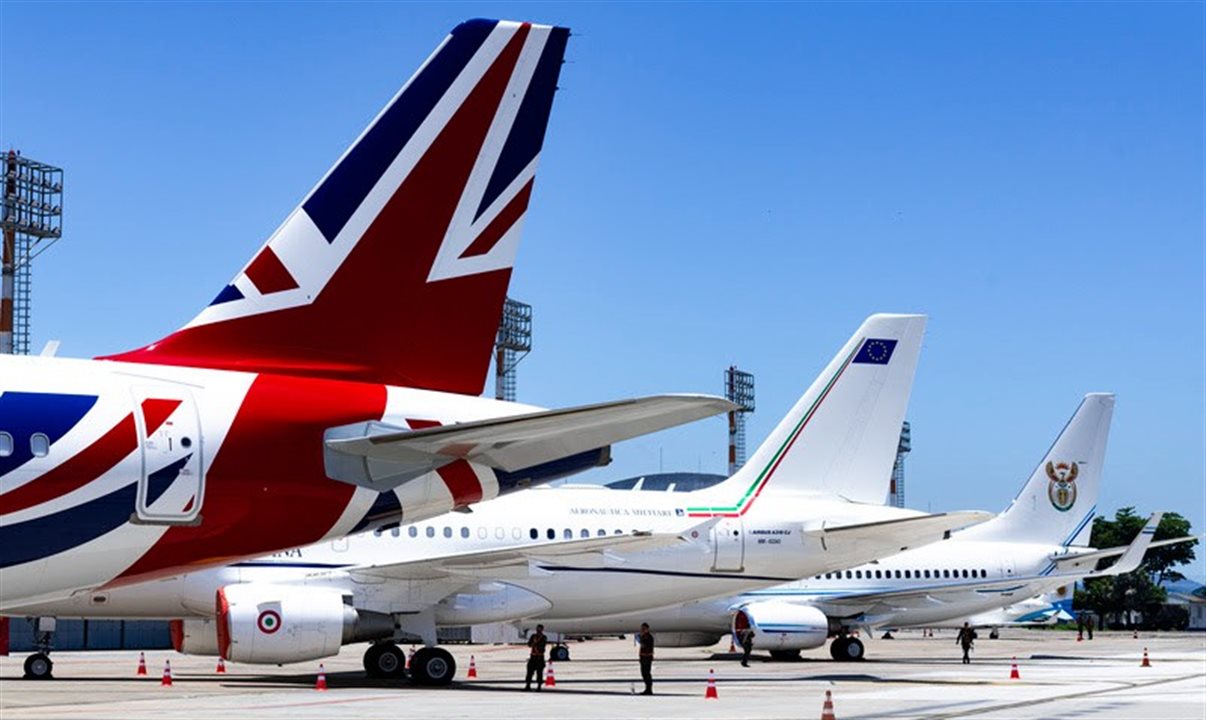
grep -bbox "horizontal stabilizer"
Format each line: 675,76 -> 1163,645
1051,514 -> 1198,576
325,395 -> 736,490
352,521 -> 713,581
808,511 -> 992,552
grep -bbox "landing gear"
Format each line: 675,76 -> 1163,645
23,617 -> 56,679
24,652 -> 53,679
409,646 -> 457,686
363,642 -> 407,679
989,629 -> 1000,640
549,644 -> 571,662
829,636 -> 865,661
769,649 -> 801,661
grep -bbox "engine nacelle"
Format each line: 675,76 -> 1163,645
435,582 -> 552,625
169,618 -> 220,657
732,601 -> 828,651
216,584 -> 394,664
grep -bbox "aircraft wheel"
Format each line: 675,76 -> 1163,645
989,629 -> 1000,640
24,653 -> 53,679
549,645 -> 570,662
839,637 -> 865,661
363,642 -> 407,679
829,637 -> 848,661
409,647 -> 456,686
769,649 -> 801,661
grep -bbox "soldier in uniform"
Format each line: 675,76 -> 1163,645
955,622 -> 977,664
637,622 -> 655,695
740,628 -> 755,667
524,624 -> 548,691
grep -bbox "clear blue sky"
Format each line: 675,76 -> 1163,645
3,2 -> 1203,572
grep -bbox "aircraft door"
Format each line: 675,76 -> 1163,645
712,517 -> 744,572
132,386 -> 204,525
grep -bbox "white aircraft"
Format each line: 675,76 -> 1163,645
0,19 -> 735,615
8,314 -> 991,682
540,394 -> 1195,661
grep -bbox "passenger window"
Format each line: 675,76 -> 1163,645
460,527 -> 470,539
443,527 -> 452,538
530,528 -> 538,540
597,529 -> 606,537
923,570 -> 930,578
981,569 -> 988,578
845,571 -> 852,579
390,527 -> 400,537
580,529 -> 589,539
495,527 -> 505,539
564,529 -> 572,540
478,527 -> 487,539
426,526 -> 435,538
0,431 -> 12,457
894,570 -> 902,579
875,570 -> 882,579
855,570 -> 862,579
409,526 -> 418,538
904,570 -> 912,579
614,529 -> 622,535
961,569 -> 968,578
30,432 -> 49,457
943,569 -> 950,578
547,528 -> 555,540
512,527 -> 521,540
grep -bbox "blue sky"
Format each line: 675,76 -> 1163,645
2,2 -> 1202,570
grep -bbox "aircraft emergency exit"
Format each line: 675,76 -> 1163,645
0,19 -> 733,612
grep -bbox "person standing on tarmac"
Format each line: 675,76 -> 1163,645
955,622 -> 977,664
740,628 -> 755,667
637,623 -> 655,695
524,624 -> 548,691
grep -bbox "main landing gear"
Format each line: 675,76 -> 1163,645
362,642 -> 457,685
829,635 -> 865,661
549,644 -> 570,662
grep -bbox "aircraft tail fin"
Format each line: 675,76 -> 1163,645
104,20 -> 569,394
685,314 -> 926,516
963,393 -> 1115,546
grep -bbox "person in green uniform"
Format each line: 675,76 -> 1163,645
525,624 -> 548,691
638,622 -> 655,695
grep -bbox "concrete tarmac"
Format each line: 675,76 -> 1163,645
1,629 -> 1203,719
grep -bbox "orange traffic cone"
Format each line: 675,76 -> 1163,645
315,663 -> 328,691
1141,648 -> 1151,667
216,657 -> 226,674
820,689 -> 837,720
467,655 -> 478,679
161,659 -> 173,687
545,661 -> 556,687
1009,657 -> 1020,680
136,652 -> 147,676
704,668 -> 719,699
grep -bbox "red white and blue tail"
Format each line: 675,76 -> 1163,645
106,20 -> 569,394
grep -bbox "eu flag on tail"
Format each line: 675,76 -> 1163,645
853,338 -> 897,365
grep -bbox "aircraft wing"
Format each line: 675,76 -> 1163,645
324,395 -> 736,490
349,520 -> 716,582
1048,513 -> 1199,576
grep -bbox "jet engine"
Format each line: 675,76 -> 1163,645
732,601 -> 829,651
216,584 -> 394,664
169,618 -> 220,656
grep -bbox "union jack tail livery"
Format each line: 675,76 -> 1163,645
107,19 -> 569,395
